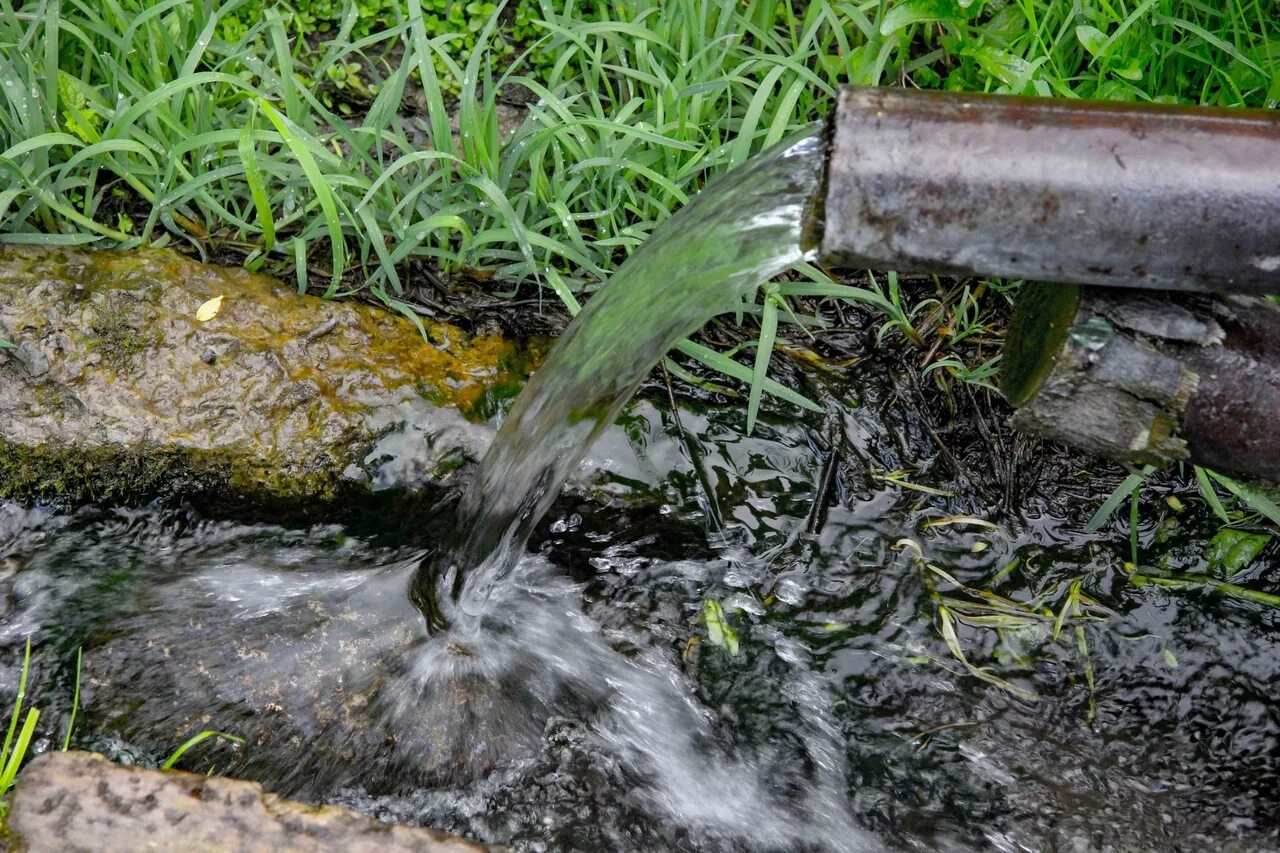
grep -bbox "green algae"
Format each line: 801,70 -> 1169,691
89,312 -> 156,372
0,438 -> 228,508
0,246 -> 542,514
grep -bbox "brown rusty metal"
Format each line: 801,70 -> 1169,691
820,87 -> 1280,295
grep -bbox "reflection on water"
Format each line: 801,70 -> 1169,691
2,395 -> 1278,851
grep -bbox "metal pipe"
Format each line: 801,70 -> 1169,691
819,87 -> 1280,294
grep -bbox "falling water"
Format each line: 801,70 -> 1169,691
6,120 -> 1279,846
391,127 -> 880,848
412,129 -> 829,629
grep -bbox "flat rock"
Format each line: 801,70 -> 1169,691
7,750 -> 496,852
0,247 -> 535,517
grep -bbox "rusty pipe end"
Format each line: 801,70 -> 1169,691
818,86 -> 1280,295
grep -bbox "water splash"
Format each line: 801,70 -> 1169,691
412,130 -> 828,628
401,555 -> 874,851
390,127 -> 876,847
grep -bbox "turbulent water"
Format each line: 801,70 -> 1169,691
412,130 -> 828,628
3,128 -> 1279,852
3,395 -> 1279,850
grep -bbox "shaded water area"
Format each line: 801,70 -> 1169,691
3,387 -> 1279,850
2,132 -> 1279,852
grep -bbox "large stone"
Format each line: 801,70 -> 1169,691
0,247 -> 535,517
6,750 -> 496,852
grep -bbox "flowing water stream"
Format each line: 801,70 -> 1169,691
2,131 -> 1279,851
412,130 -> 828,630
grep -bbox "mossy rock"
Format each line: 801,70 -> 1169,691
0,247 -> 535,515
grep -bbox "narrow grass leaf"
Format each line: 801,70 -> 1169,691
162,730 -> 246,771
0,638 -> 31,771
0,709 -> 38,793
259,99 -> 345,295
62,648 -> 82,752
676,339 -> 820,412
237,109 -> 275,253
1085,468 -> 1152,534
1207,469 -> 1280,527
747,289 -> 779,434
1195,465 -> 1231,523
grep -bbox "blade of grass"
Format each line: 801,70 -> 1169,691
747,285 -> 779,434
259,99 -> 345,295
675,338 -> 820,413
0,638 -> 32,771
0,708 -> 38,794
1207,469 -> 1280,527
237,106 -> 274,254
61,647 -> 82,752
162,730 -> 246,771
1085,466 -> 1154,534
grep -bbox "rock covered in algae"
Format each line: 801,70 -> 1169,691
7,751 -> 498,852
0,247 -> 534,515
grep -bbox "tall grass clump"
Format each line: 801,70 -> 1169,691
0,0 -> 1276,401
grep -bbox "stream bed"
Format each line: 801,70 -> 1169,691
1,372 -> 1277,852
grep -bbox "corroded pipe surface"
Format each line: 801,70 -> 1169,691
820,87 -> 1280,294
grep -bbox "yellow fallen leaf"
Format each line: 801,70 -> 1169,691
196,295 -> 224,322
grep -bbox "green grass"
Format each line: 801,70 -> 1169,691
0,640 -> 37,817
161,729 -> 245,772
2,0 -> 1274,405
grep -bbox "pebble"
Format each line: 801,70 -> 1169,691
14,341 -> 49,377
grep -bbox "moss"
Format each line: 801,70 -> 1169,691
0,437 -> 226,507
0,438 -> 194,504
0,438 -> 378,523
465,378 -> 524,422
89,312 -> 155,372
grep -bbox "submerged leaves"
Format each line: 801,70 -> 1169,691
701,599 -> 741,656
1206,528 -> 1271,577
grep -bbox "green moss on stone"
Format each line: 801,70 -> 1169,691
0,438 -> 380,522
89,312 -> 155,371
0,437 -> 226,506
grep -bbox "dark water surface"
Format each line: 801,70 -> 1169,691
2,130 -> 1277,852
2,385 -> 1277,852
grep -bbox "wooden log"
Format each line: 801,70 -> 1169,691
1002,284 -> 1280,483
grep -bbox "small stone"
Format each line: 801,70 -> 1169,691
341,463 -> 369,483
13,341 -> 49,377
201,347 -> 217,365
